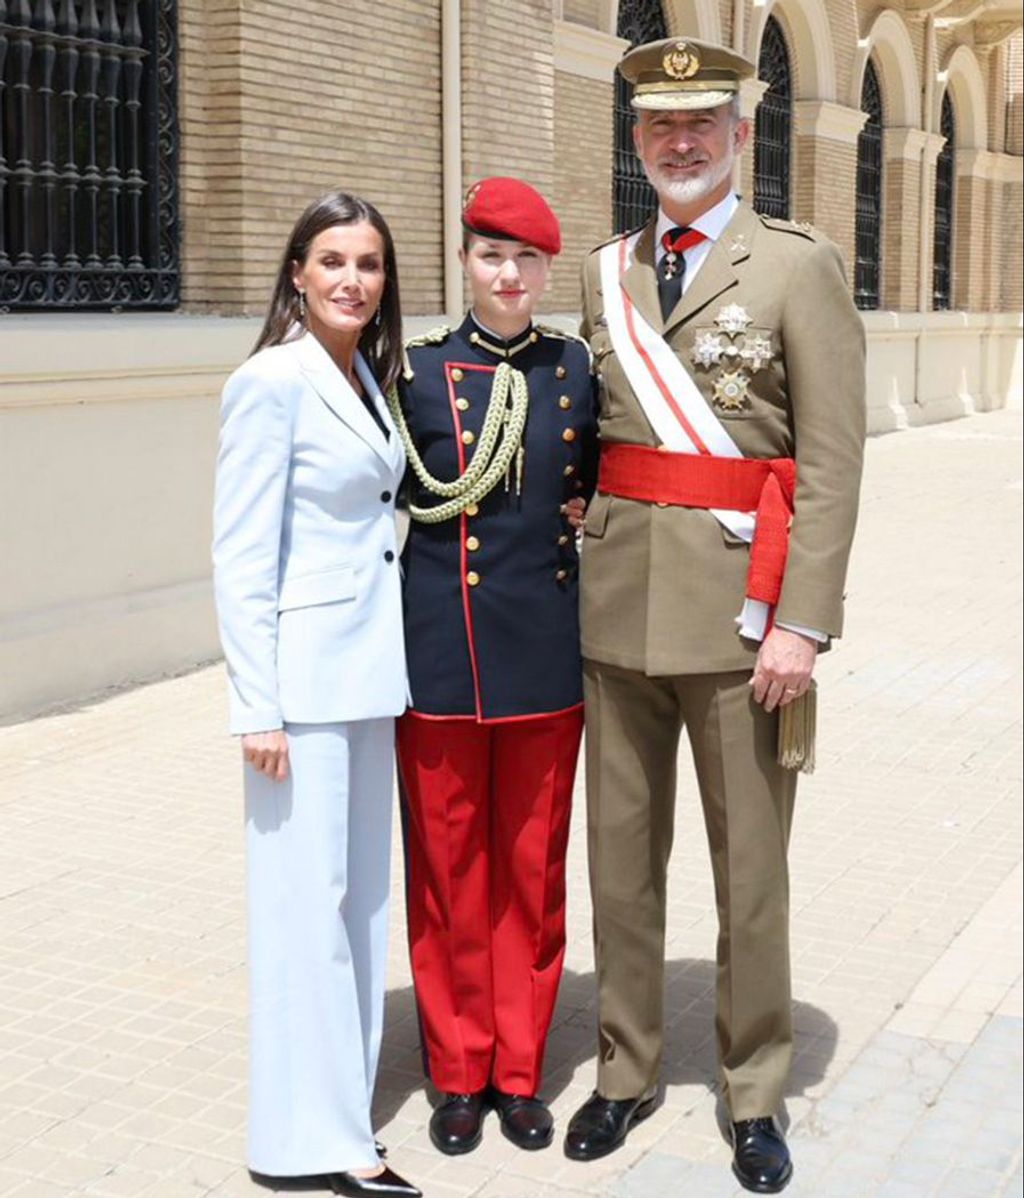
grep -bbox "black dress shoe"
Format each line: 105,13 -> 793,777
731,1117 -> 793,1193
328,1166 -> 422,1197
429,1091 -> 486,1154
563,1090 -> 658,1160
487,1088 -> 554,1150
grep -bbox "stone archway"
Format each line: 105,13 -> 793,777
747,0 -> 837,102
850,9 -> 921,127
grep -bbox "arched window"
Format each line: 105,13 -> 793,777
854,58 -> 884,310
0,0 -> 181,311
932,91 -> 955,310
613,0 -> 667,233
754,16 -> 792,219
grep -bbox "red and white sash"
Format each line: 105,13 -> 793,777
598,231 -> 770,640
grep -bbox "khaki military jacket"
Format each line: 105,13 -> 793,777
579,199 -> 866,676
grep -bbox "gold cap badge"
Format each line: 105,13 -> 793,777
663,42 -> 701,81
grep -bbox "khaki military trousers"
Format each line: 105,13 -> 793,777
583,659 -> 797,1120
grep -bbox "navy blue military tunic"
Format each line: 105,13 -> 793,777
398,313 -> 598,721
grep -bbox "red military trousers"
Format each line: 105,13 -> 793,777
397,707 -> 583,1096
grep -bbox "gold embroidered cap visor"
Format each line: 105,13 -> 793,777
619,36 -> 756,111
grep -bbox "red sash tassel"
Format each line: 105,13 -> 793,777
598,443 -> 796,607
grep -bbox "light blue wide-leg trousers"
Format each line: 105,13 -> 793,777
244,718 -> 394,1177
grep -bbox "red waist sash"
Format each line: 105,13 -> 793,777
598,442 -> 796,606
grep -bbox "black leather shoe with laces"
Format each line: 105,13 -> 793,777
429,1092 -> 486,1155
731,1117 -> 793,1193
563,1090 -> 658,1160
487,1088 -> 554,1150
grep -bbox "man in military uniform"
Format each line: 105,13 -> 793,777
565,38 -> 866,1193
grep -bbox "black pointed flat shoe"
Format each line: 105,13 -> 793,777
731,1117 -> 793,1193
327,1165 -> 422,1197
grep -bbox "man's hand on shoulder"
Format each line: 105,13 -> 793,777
750,627 -> 817,713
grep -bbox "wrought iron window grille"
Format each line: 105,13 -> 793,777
0,0 -> 179,311
932,90 -> 955,311
854,58 -> 883,311
754,15 -> 792,220
613,0 -> 667,234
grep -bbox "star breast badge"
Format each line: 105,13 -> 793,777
690,304 -> 775,413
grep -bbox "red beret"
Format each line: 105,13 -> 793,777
462,177 -> 562,256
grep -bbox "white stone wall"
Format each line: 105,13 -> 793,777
2,310 -> 1021,720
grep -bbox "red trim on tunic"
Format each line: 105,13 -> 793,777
445,360 -> 496,722
405,701 -> 585,726
618,235 -> 711,456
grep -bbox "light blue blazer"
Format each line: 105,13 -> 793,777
213,331 -> 408,734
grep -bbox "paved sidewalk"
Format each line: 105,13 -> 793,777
1,408 -> 1021,1198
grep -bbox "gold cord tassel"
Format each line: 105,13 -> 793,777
778,680 -> 817,774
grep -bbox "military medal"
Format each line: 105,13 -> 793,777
663,250 -> 680,280
715,303 -> 753,335
713,370 -> 751,411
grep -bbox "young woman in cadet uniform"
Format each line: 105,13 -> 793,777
386,178 -> 597,1156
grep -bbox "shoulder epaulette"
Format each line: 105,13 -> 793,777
587,225 -> 643,256
401,324 -> 451,381
404,324 -> 451,350
758,215 -> 822,241
534,323 -> 593,370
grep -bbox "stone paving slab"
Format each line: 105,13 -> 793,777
0,409 -> 1021,1198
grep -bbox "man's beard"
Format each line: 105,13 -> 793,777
643,149 -> 735,206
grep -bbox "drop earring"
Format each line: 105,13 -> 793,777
374,308 -> 382,328
297,290 -> 307,321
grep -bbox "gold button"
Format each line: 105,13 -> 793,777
559,396 -> 572,410
469,332 -> 480,344
529,331 -> 539,343
656,500 -> 668,508
465,503 -> 479,517
456,397 -> 470,411
451,367 -> 465,382
466,571 -> 481,587
556,569 -> 568,581
558,534 -> 570,546
562,428 -> 576,443
461,430 -> 475,445
466,535 -> 480,551
556,365 -> 567,379
563,465 -> 576,477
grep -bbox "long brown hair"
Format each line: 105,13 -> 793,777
252,191 -> 403,391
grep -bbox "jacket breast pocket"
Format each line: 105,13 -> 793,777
277,565 -> 356,612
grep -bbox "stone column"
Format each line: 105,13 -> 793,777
881,128 -> 928,311
792,101 -> 868,280
917,132 -> 945,312
551,19 -> 629,309
953,148 -> 993,312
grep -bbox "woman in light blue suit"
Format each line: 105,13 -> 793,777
213,192 -> 420,1198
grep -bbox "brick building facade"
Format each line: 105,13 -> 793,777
0,0 -> 1021,716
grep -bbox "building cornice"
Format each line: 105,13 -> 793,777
793,100 -> 869,144
553,20 -> 629,84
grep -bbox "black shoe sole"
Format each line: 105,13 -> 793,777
731,1159 -> 794,1194
563,1094 -> 658,1161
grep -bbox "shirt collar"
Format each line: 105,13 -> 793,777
655,191 -> 740,256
